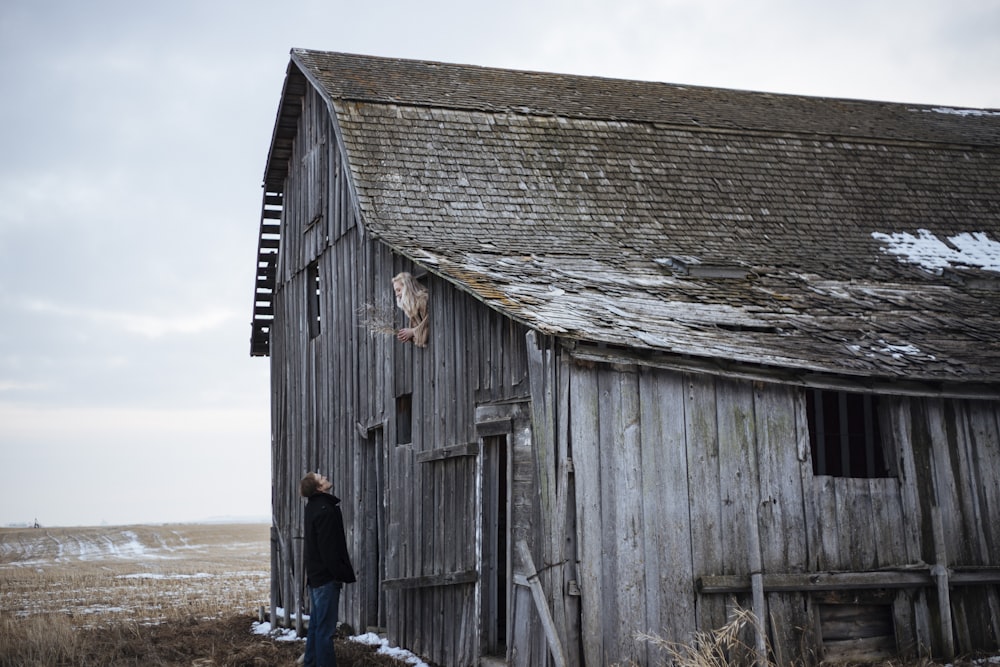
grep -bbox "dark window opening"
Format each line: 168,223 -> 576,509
307,262 -> 321,338
807,389 -> 893,478
395,393 -> 412,445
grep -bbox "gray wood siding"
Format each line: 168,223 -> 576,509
568,359 -> 1000,666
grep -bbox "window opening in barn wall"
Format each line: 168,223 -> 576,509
307,261 -> 321,338
481,434 -> 510,657
395,393 -> 412,445
806,389 -> 894,478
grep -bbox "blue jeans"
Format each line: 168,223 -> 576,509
304,581 -> 342,667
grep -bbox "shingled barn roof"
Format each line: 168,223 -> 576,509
263,49 -> 1000,391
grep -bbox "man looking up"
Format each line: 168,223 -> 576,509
300,471 -> 356,667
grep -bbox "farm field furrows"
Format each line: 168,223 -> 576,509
0,523 -> 270,626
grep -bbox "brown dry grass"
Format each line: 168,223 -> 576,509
633,605 -> 995,667
0,523 -> 411,667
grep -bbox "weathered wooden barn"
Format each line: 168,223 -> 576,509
250,50 -> 1000,666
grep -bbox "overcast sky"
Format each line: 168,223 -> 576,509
1,0 -> 997,527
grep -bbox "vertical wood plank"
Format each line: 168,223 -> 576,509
891,397 -> 927,565
967,401 -> 1000,561
715,377 -> 760,653
754,383 -> 808,572
570,363 -> 603,666
608,365 -> 646,664
754,382 -> 812,661
685,373 -> 726,632
638,368 -> 696,650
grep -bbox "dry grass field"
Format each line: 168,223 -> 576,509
0,523 -> 270,626
0,523 -> 409,666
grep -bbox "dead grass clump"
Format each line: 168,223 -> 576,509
0,614 -> 297,666
634,606 -> 992,667
336,638 -> 418,667
637,606 -> 772,667
0,613 -> 80,666
357,303 -> 398,337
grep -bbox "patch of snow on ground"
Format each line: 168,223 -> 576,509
872,229 -> 1000,273
351,632 -> 431,667
75,605 -> 128,615
250,624 -> 432,667
251,621 -> 300,642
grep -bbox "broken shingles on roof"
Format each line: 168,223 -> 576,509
286,49 -> 1000,385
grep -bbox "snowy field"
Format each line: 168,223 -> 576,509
0,523 -> 271,625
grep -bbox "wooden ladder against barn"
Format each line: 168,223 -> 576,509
250,190 -> 282,357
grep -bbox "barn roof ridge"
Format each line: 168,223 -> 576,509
291,48 -> 1000,150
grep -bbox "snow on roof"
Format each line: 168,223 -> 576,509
927,107 -> 1000,118
871,229 -> 1000,274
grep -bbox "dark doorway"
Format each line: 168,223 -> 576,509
481,434 -> 510,656
361,426 -> 387,632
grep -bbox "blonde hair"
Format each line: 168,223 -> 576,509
392,272 -> 429,347
392,273 -> 427,316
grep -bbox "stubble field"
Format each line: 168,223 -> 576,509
0,523 -> 408,666
1,523 -> 271,626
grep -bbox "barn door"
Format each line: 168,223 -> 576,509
481,433 -> 511,657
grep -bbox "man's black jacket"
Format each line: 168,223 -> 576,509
304,492 -> 357,587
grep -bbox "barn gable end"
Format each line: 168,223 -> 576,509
252,50 -> 1000,666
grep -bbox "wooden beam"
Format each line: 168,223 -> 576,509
415,442 -> 479,463
476,418 -> 513,437
699,571 -> 932,593
381,569 -> 477,590
698,567 -> 1000,593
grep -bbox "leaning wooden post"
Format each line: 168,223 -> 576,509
516,540 -> 568,667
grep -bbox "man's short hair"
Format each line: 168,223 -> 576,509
300,472 -> 322,498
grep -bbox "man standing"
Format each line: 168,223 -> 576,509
301,472 -> 356,667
